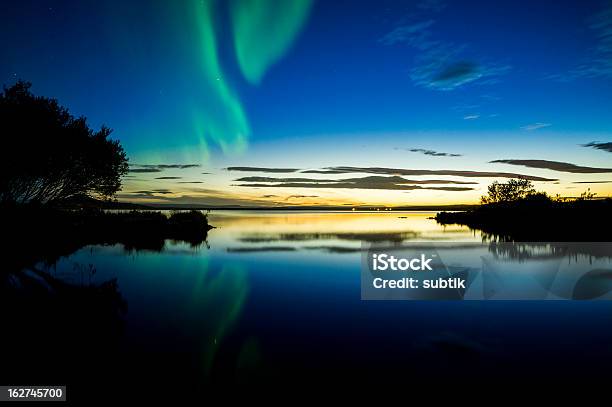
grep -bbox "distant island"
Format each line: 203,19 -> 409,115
435,179 -> 612,241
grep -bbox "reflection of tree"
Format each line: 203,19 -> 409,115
1,263 -> 127,385
487,242 -> 612,261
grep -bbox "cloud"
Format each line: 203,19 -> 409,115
177,181 -> 205,184
463,114 -> 480,120
261,194 -> 278,198
414,48 -> 510,92
582,141 -> 612,153
549,4 -> 612,81
234,175 -> 475,191
411,50 -> 510,91
406,148 -> 462,157
155,176 -> 182,180
128,168 -> 162,173
490,159 -> 612,173
417,0 -> 446,12
118,193 -> 168,200
118,188 -> 276,207
481,94 -> 501,102
129,164 -> 201,173
429,61 -> 482,88
235,176 -> 325,182
119,194 -> 269,207
234,175 -> 476,185
183,187 -> 233,195
158,164 -> 199,169
304,166 -> 556,181
301,169 -> 350,174
379,20 -> 436,46
572,180 -> 612,184
453,103 -> 482,112
379,0 -> 511,91
131,189 -> 174,196
132,164 -> 201,170
286,195 -> 319,200
226,166 -> 300,173
521,122 -> 551,131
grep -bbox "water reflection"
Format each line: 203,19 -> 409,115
4,210 -> 612,396
574,269 -> 612,300
210,211 -> 477,254
362,240 -> 612,300
237,231 -> 420,242
1,262 -> 127,393
189,263 -> 249,376
488,241 -> 612,260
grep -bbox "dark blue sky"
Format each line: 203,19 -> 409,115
2,0 -> 611,205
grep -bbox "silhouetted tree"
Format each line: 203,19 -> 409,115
0,81 -> 128,204
577,188 -> 597,201
481,179 -> 536,204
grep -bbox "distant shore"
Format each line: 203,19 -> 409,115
111,202 -> 479,212
435,198 -> 612,241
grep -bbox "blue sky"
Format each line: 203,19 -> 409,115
2,0 -> 612,206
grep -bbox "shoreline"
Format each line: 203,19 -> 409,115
435,198 -> 612,241
2,207 -> 213,274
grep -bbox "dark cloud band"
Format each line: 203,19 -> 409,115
302,166 -> 556,181
286,195 -> 319,200
234,176 -> 477,185
582,142 -> 612,153
227,166 -> 300,173
233,175 -> 475,191
491,159 -> 612,174
129,168 -> 162,173
129,163 -> 201,173
406,148 -> 462,157
132,189 -> 173,195
132,164 -> 200,170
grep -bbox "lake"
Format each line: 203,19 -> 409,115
6,211 -> 612,394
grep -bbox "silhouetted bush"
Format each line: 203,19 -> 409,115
2,207 -> 212,274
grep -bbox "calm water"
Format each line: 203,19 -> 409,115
26,211 -> 612,388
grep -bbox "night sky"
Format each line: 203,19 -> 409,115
2,0 -> 612,206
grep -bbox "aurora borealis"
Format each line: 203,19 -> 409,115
230,0 -> 313,85
192,0 -> 312,155
193,0 -> 250,155
2,0 -> 612,207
